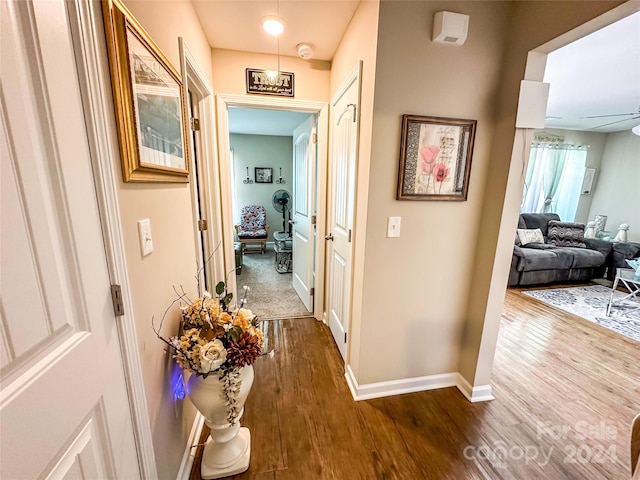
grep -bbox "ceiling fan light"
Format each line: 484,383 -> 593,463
262,16 -> 285,35
632,124 -> 640,136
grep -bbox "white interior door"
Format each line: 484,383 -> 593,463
291,115 -> 316,312
326,67 -> 361,361
1,1 -> 139,478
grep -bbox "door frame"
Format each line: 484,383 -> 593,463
215,95 -> 328,321
67,1 -> 156,477
179,38 -> 225,289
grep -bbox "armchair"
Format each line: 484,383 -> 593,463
235,205 -> 269,254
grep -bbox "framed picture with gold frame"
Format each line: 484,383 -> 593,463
102,0 -> 190,182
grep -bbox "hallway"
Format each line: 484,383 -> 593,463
190,290 -> 638,479
239,250 -> 312,320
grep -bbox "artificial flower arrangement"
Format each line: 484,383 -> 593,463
154,279 -> 263,423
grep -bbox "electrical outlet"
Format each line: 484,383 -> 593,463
138,219 -> 153,256
387,216 -> 401,238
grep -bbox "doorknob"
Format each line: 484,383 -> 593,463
288,220 -> 296,225
325,234 -> 334,241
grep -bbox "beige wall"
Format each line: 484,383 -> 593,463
119,1 -> 213,478
231,134 -> 294,241
125,0 -> 213,84
211,49 -> 330,101
328,0 -> 380,377
461,0 -> 627,389
588,130 -> 640,242
355,0 -> 511,385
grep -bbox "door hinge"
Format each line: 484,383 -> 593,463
347,103 -> 357,122
190,118 -> 200,131
110,285 -> 124,317
348,229 -> 352,243
312,133 -> 317,144
311,215 -> 316,225
344,332 -> 347,343
310,287 -> 315,296
198,219 -> 208,231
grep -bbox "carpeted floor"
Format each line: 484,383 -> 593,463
237,249 -> 312,320
523,284 -> 640,342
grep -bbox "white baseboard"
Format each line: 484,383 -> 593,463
456,373 -> 495,402
176,412 -> 205,480
345,365 -> 458,400
344,365 -> 494,403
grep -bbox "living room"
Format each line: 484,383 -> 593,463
510,11 -> 640,341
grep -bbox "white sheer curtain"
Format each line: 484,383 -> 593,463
521,143 -> 587,221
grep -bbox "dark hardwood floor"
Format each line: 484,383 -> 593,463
191,288 -> 640,479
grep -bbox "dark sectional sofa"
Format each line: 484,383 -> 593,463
509,213 -> 609,287
509,213 -> 640,286
607,241 -> 640,280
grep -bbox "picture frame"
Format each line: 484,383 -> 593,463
102,0 -> 190,182
397,115 -> 476,201
255,167 -> 273,184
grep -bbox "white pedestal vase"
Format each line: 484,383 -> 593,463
187,366 -> 254,479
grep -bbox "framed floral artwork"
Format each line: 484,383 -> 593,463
396,115 -> 476,201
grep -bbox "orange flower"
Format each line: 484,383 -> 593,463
218,312 -> 232,325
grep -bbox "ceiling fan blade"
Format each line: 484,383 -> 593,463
581,112 -> 638,119
589,115 -> 640,130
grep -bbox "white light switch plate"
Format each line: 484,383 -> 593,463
138,219 -> 153,256
387,216 -> 401,238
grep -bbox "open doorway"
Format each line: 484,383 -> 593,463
228,106 -> 316,320
215,95 -> 329,323
509,11 -> 640,295
505,10 -> 640,342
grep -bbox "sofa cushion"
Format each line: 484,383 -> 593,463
520,213 -> 561,237
547,220 -> 586,247
517,228 -> 544,245
523,243 -> 558,250
517,216 -> 527,229
519,248 -> 573,271
564,247 -> 605,269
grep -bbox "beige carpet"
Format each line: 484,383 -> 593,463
237,249 -> 312,320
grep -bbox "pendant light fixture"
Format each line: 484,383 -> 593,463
261,0 -> 283,79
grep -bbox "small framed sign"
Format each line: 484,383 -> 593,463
581,168 -> 596,195
246,69 -> 294,97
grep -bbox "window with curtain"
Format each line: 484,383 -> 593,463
521,143 -> 588,221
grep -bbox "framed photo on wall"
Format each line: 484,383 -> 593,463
102,0 -> 190,182
397,115 -> 476,201
255,167 -> 273,184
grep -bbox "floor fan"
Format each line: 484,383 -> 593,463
272,189 -> 291,234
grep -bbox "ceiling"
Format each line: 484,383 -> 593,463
191,0 -> 360,61
189,3 -> 639,134
543,11 -> 640,133
228,107 -> 311,136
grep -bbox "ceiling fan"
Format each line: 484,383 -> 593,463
582,105 -> 640,129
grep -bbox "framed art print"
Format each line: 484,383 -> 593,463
397,115 -> 476,200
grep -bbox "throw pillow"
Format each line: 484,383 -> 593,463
547,220 -> 586,248
517,228 -> 544,246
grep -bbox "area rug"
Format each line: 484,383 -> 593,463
238,249 -> 312,320
523,285 -> 640,342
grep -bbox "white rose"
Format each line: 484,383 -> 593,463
199,339 -> 227,373
237,308 -> 255,321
